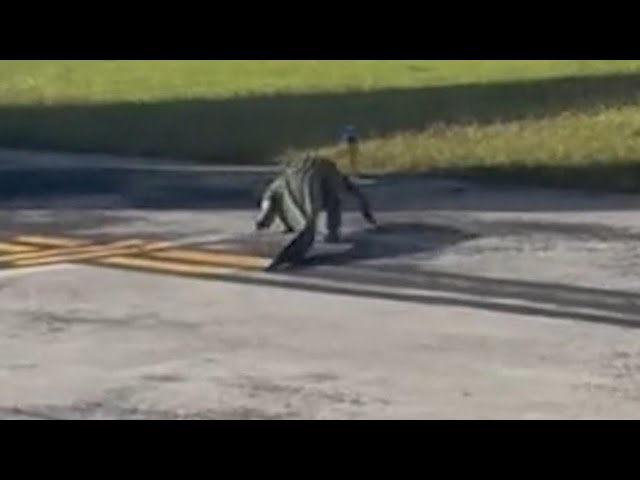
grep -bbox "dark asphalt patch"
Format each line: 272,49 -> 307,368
0,167 -> 268,209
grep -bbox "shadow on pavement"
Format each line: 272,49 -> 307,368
265,222 -> 640,329
257,262 -> 640,330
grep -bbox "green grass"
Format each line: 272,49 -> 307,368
2,60 -> 640,190
325,106 -> 640,190
4,60 -> 640,104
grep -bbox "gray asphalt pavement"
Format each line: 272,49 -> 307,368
2,148 -> 640,419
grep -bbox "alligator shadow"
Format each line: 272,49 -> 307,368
299,221 -> 480,266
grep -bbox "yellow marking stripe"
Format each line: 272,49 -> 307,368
0,242 -> 39,254
14,236 -> 89,248
12,242 -> 149,267
97,256 -> 243,276
2,234 -> 272,272
0,240 -> 145,263
148,248 -> 271,270
14,235 -> 172,253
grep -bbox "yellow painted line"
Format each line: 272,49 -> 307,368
14,235 -> 89,248
97,255 -> 242,277
0,239 -> 144,264
148,248 -> 271,270
0,242 -> 39,254
13,235 -> 171,253
140,241 -> 174,251
12,234 -> 271,270
11,240 -> 148,267
4,234 -> 272,272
